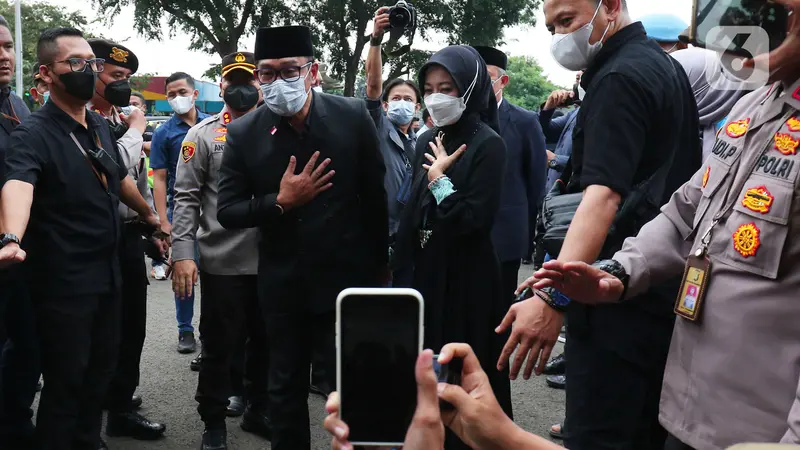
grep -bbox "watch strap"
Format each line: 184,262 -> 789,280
370,35 -> 383,47
591,259 -> 629,301
535,288 -> 568,313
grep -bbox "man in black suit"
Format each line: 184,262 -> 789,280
474,46 -> 547,303
217,25 -> 388,450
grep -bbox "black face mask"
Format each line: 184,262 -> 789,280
103,79 -> 132,107
58,69 -> 97,102
223,84 -> 260,112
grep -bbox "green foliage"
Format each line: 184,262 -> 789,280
130,72 -> 153,92
93,0 -> 287,57
0,1 -> 90,88
503,55 -> 564,111
95,0 -> 541,97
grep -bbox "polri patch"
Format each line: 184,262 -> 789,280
181,141 -> 197,163
787,117 -> 800,132
702,166 -> 710,188
732,222 -> 761,258
726,118 -> 750,138
774,132 -> 799,156
741,186 -> 773,214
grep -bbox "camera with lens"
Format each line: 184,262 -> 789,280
388,1 -> 416,31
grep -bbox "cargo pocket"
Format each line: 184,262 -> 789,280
717,174 -> 792,279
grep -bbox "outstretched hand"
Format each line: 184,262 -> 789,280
531,260 -> 625,304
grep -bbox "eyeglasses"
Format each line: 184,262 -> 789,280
50,58 -> 105,73
255,62 -> 312,85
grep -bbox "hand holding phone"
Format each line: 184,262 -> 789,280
336,288 -> 424,446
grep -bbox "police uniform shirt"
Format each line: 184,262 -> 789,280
4,101 -> 128,295
612,80 -> 800,449
171,110 -> 259,275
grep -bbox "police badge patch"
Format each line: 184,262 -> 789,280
733,222 -> 761,258
726,118 -> 750,138
181,141 -> 197,163
741,186 -> 773,214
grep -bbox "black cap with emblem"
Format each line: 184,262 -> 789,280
472,46 -> 508,71
221,51 -> 256,78
88,38 -> 139,74
254,26 -> 314,61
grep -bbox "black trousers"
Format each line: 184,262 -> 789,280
105,225 -> 148,411
35,291 -> 121,450
196,272 -> 269,428
563,321 -> 670,450
266,309 -> 335,450
0,270 -> 40,441
500,259 -> 521,304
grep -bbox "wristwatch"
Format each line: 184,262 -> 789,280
537,287 -> 570,312
591,259 -> 630,301
0,233 -> 20,248
370,35 -> 383,47
548,159 -> 559,169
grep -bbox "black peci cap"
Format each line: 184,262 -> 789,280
88,38 -> 139,74
221,51 -> 256,78
472,46 -> 508,70
254,26 -> 314,61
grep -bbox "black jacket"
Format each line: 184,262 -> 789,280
217,92 -> 388,313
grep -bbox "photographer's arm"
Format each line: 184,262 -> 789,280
366,6 -> 390,101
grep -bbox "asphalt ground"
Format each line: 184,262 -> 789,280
35,262 -> 566,449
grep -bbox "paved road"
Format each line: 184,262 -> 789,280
87,262 -> 566,449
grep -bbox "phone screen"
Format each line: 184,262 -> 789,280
338,291 -> 422,444
693,0 -> 787,56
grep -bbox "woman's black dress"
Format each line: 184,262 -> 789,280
393,48 -> 513,435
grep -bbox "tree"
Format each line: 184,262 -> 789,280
130,72 -> 153,92
0,1 -> 90,87
503,55 -> 564,111
94,0 -> 290,59
298,0 -> 541,96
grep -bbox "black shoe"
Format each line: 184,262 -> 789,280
240,406 -> 272,440
178,331 -> 197,354
98,438 -> 108,450
545,374 -> 566,390
200,428 -> 227,450
309,383 -> 331,399
543,353 -> 566,376
190,354 -> 203,371
226,396 -> 245,417
131,394 -> 143,410
106,411 -> 166,440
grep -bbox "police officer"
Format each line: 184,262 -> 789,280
0,27 -> 158,450
86,39 -> 147,172
87,38 -> 168,441
217,25 -> 388,450
528,0 -> 800,446
473,45 -> 547,303
171,51 -> 270,450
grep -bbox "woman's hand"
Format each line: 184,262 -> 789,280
423,133 -> 466,182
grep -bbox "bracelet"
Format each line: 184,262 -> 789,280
370,35 -> 383,47
427,174 -> 446,190
534,289 -> 568,313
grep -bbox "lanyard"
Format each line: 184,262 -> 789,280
697,107 -> 797,255
70,132 -> 109,191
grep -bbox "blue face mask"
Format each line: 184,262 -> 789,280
42,91 -> 50,104
387,100 -> 416,126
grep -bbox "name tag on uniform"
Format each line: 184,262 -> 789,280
674,253 -> 711,322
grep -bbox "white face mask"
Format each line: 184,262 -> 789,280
424,61 -> 479,128
261,70 -> 311,117
550,2 -> 611,71
168,94 -> 195,115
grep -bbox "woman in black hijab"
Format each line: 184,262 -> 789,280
393,45 -> 511,434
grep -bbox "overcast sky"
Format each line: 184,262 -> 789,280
47,0 -> 692,87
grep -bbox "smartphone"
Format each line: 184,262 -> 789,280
433,355 -> 463,411
691,0 -> 788,57
336,288 -> 424,447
